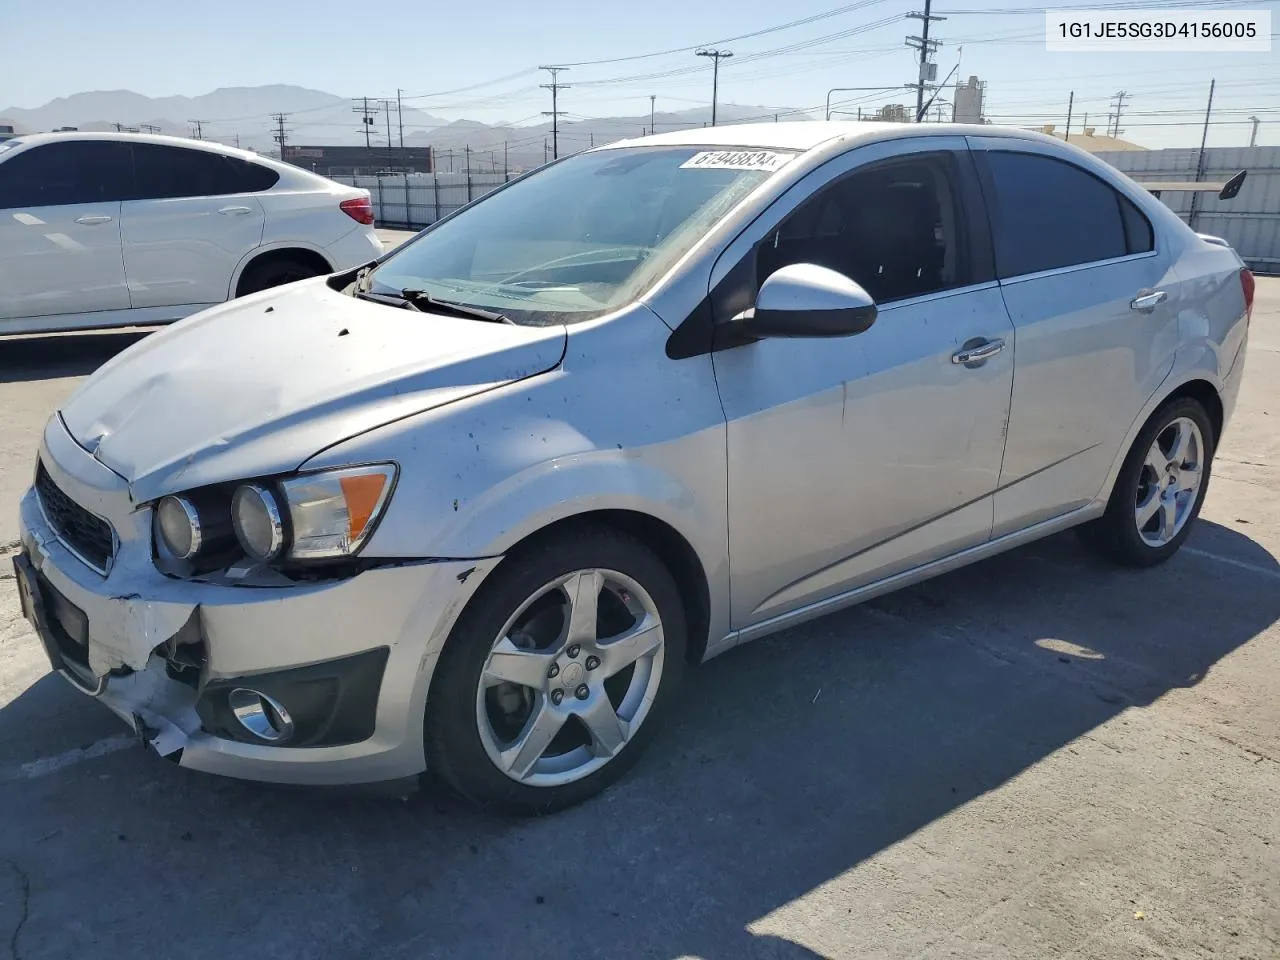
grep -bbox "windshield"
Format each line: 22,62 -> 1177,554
365,146 -> 796,326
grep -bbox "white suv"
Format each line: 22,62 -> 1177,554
0,132 -> 383,334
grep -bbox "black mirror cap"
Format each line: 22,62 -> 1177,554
1219,170 -> 1247,201
741,302 -> 877,339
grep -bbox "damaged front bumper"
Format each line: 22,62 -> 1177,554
16,416 -> 497,786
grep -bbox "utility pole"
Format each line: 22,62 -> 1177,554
396,88 -> 405,148
354,97 -> 379,151
1249,115 -> 1260,147
906,0 -> 945,124
1189,79 -> 1215,230
695,49 -> 733,126
1108,90 -> 1129,137
539,65 -> 569,159
650,94 -> 656,135
188,119 -> 204,139
1064,91 -> 1074,143
270,112 -> 290,159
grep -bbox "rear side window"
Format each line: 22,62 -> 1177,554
983,151 -> 1151,278
1119,193 -> 1154,254
0,140 -> 134,208
129,143 -> 279,199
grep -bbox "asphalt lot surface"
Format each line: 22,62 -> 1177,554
1,275 -> 1277,960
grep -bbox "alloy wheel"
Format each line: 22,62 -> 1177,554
475,569 -> 665,787
1134,415 -> 1204,547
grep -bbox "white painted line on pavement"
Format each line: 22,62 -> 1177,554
2,735 -> 135,783
1184,547 -> 1280,581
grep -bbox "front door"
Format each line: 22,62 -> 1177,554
0,140 -> 132,325
711,138 -> 1016,629
120,142 -> 267,309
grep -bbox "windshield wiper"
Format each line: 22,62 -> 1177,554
399,289 -> 512,324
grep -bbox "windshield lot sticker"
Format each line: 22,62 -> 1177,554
680,150 -> 793,172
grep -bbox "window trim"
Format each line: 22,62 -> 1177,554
972,147 -> 1160,282
666,137 -> 995,360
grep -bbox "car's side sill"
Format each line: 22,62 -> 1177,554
713,502 -> 1105,656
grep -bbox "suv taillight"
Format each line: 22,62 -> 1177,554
1240,267 -> 1255,324
340,196 -> 374,225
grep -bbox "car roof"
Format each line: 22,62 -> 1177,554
599,120 -> 1065,154
5,130 -> 278,166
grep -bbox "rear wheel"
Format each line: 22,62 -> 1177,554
1078,396 -> 1215,567
424,525 -> 686,815
236,254 -> 326,296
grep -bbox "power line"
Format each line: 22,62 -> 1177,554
695,49 -> 733,126
540,66 -> 570,159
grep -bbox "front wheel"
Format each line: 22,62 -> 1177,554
424,525 -> 686,815
1078,396 -> 1216,567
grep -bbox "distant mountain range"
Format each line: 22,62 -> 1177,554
2,85 -> 814,171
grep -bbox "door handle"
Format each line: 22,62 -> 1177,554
217,205 -> 253,216
73,215 -> 113,225
1130,290 -> 1168,312
952,338 -> 1006,366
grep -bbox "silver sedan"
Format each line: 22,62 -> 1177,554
14,122 -> 1253,813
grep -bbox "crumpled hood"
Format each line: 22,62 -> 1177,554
61,278 -> 566,503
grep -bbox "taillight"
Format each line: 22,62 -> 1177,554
340,196 -> 374,225
1240,267 -> 1255,323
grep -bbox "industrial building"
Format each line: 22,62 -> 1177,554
282,144 -> 433,177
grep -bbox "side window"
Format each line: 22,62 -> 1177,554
224,156 -> 280,193
983,151 -> 1140,277
0,141 -> 133,208
1119,193 -> 1154,254
129,144 -> 274,199
755,152 -> 966,304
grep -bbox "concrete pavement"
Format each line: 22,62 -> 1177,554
0,282 -> 1277,960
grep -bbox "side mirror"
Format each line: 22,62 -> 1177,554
737,263 -> 877,339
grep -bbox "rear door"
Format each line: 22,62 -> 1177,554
0,140 -> 132,324
968,139 -> 1179,536
120,143 -> 270,309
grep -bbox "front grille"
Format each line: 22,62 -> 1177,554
34,462 -> 115,574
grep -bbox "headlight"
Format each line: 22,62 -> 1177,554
279,464 -> 397,560
155,493 -> 234,562
156,496 -> 201,560
232,484 -> 286,562
229,464 -> 396,564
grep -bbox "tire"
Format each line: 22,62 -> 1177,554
424,524 -> 687,815
236,255 -> 325,296
1077,396 -> 1216,568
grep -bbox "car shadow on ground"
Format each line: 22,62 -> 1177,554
1,521 -> 1276,960
0,330 -> 153,383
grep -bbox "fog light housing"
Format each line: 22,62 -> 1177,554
228,688 -> 295,743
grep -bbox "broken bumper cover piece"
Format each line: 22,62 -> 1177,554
17,427 -> 498,785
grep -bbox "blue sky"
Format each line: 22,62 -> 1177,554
5,0 -> 1279,148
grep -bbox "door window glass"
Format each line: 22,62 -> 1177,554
0,140 -> 134,208
983,151 -> 1145,277
756,152 -> 966,304
129,143 -> 277,199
